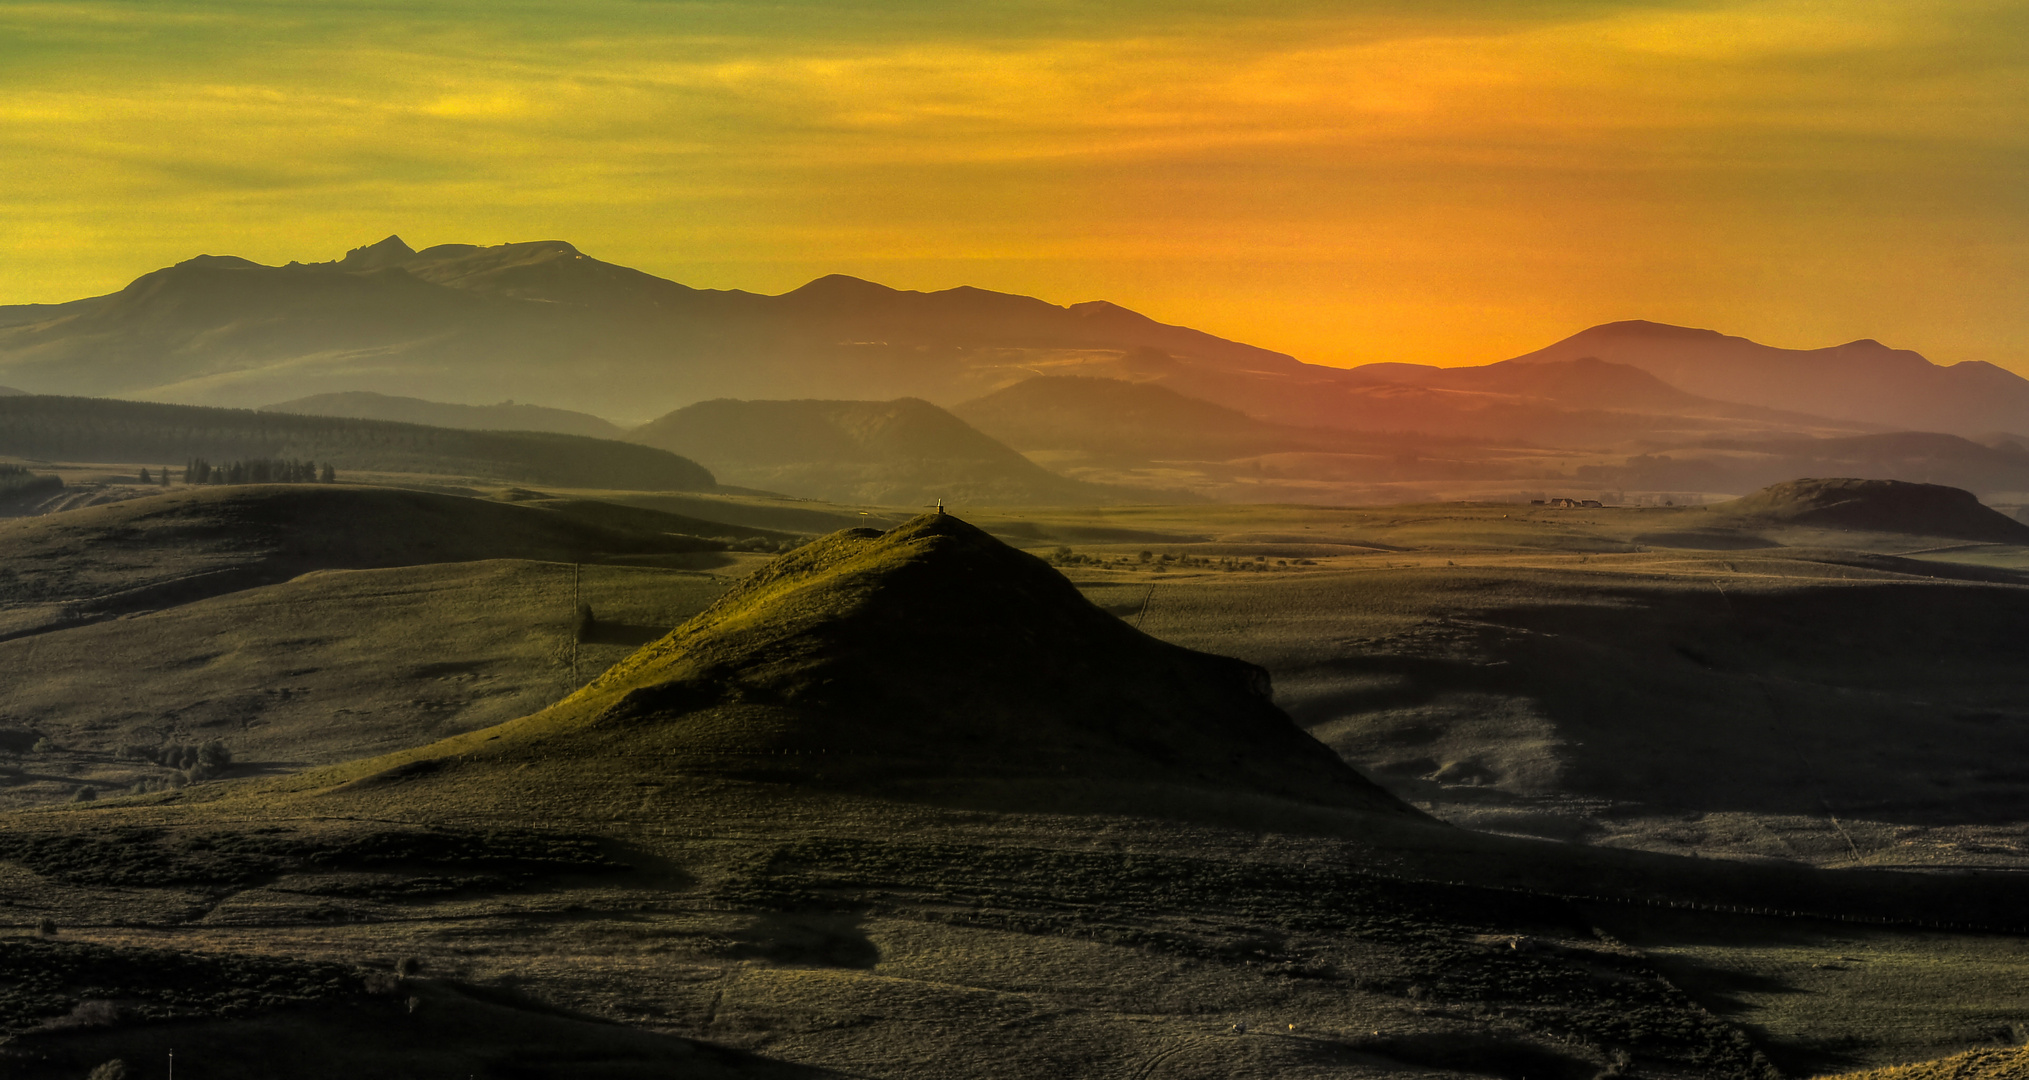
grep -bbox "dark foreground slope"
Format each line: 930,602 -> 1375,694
0,395 -> 714,490
6,514 -> 2029,1078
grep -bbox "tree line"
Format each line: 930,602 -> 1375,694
0,395 -> 717,491
181,457 -> 335,485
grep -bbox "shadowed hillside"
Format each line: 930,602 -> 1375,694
0,395 -> 714,490
262,390 -> 623,439
626,397 -> 1149,506
1716,478 -> 2029,542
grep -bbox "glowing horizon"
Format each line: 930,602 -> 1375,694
2,1 -> 2023,372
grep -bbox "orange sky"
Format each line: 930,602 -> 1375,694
2,1 -> 2023,371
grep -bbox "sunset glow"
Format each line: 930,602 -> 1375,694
2,0 -> 2023,370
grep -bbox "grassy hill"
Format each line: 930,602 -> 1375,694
0,395 -> 716,491
262,390 -> 624,439
626,397 -> 1150,506
0,485 -> 761,642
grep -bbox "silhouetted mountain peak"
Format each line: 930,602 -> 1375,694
786,274 -> 900,299
173,254 -> 265,271
337,235 -> 417,271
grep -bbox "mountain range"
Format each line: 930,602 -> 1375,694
3,236 -> 2022,444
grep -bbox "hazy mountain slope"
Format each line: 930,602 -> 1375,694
0,385 -> 25,396
953,375 -> 1314,459
1508,320 -> 2029,436
0,395 -> 715,490
627,397 -> 1142,506
1573,431 -> 2029,498
262,390 -> 623,439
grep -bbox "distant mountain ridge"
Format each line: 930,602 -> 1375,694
2,235 -> 2023,473
1506,320 -> 2029,436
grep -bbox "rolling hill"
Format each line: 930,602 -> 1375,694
0,395 -> 715,491
626,397 -> 1147,506
262,390 -> 623,439
0,485 -> 759,642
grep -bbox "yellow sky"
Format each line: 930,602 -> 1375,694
1,0 -> 2023,371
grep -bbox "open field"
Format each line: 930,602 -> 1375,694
2,485 -> 2027,1077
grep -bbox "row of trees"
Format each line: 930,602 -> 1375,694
181,457 -> 335,485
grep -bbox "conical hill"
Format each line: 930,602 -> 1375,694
272,513 -> 1410,815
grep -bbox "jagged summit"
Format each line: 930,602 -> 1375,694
336,234 -> 417,270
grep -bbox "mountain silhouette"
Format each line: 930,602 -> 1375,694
3,238 -> 2020,445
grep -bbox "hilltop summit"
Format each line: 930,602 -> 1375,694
280,513 -> 1407,816
579,512 -> 1400,806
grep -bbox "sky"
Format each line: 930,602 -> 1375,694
1,0 -> 2024,371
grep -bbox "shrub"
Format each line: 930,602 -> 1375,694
86,1060 -> 129,1080
71,786 -> 96,803
396,956 -> 422,977
36,917 -> 57,936
29,738 -> 55,754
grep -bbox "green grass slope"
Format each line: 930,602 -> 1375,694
262,389 -> 625,439
626,397 -> 1150,507
0,395 -> 714,490
0,559 -> 737,805
0,485 -> 740,642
